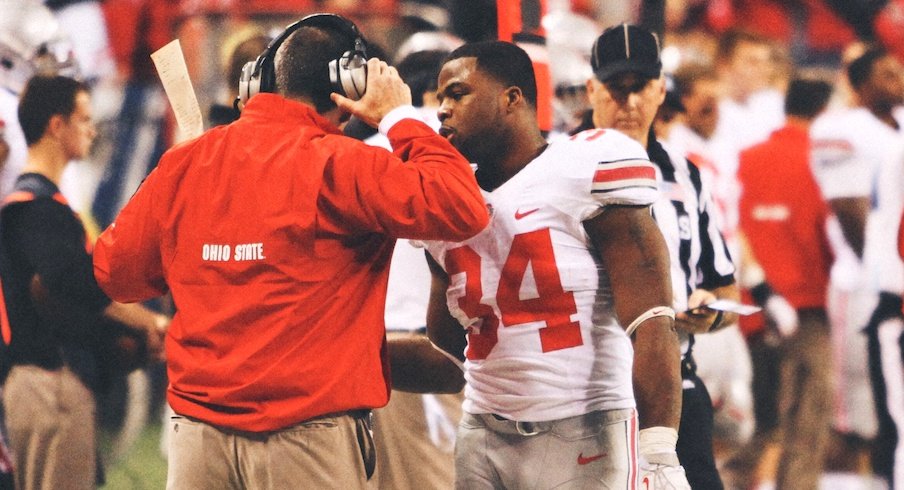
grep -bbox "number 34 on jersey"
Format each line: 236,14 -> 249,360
443,226 -> 584,360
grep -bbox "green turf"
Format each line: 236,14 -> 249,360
101,423 -> 168,489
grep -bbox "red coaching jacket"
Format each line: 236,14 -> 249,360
738,124 -> 832,309
93,94 -> 488,432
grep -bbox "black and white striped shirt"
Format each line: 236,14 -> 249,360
647,135 -> 736,357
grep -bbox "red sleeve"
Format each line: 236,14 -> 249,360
339,119 -> 489,242
93,159 -> 168,303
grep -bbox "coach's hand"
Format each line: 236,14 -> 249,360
331,58 -> 412,128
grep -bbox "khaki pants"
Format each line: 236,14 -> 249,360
166,411 -> 374,490
775,308 -> 833,490
368,390 -> 462,489
2,364 -> 96,490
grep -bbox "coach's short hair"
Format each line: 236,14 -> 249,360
445,41 -> 537,107
18,75 -> 88,147
275,24 -> 361,113
784,78 -> 832,119
847,47 -> 887,90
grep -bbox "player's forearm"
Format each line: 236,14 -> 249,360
103,301 -> 166,333
632,318 -> 682,429
387,334 -> 465,393
587,207 -> 682,428
830,196 -> 869,258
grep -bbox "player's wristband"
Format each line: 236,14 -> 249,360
749,282 -> 774,307
626,306 -> 675,337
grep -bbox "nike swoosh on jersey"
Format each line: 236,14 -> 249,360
514,208 -> 540,220
577,452 -> 607,465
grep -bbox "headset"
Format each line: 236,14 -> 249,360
236,13 -> 368,110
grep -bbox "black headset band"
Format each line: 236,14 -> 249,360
254,13 -> 365,79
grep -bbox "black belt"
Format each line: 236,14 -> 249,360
490,414 -> 547,436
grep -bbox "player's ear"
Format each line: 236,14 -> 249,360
503,86 -> 522,111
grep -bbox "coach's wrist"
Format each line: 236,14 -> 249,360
377,105 -> 421,135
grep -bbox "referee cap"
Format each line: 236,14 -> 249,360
591,24 -> 662,83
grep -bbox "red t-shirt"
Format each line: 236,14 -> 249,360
94,95 -> 488,431
738,124 -> 832,309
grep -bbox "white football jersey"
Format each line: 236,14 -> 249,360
810,107 -> 904,294
426,128 -> 658,422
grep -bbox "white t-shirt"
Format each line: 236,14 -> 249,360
425,128 -> 657,421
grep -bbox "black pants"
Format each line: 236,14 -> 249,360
677,366 -> 724,490
866,319 -> 903,489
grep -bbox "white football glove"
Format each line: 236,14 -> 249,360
638,427 -> 691,489
764,293 -> 798,338
750,282 -> 798,338
638,452 -> 691,490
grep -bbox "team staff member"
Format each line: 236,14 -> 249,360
2,75 -> 166,490
421,40 -> 688,489
579,24 -> 740,489
738,78 -> 835,490
93,15 -> 488,490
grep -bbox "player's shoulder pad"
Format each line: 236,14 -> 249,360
554,128 -> 658,207
565,128 -> 649,160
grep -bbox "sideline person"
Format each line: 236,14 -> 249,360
93,14 -> 488,489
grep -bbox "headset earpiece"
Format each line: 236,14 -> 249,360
236,60 -> 261,110
329,41 -> 368,100
234,13 -> 368,111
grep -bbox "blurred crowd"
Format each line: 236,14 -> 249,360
0,0 -> 902,489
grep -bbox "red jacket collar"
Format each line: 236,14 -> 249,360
240,93 -> 341,135
773,124 -> 809,140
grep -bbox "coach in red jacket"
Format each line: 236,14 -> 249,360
93,15 -> 488,489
